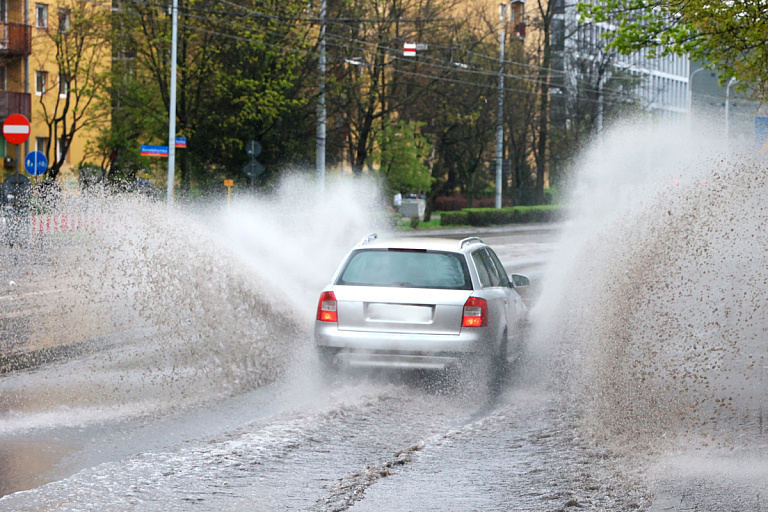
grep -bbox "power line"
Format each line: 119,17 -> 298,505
125,2 -> 561,91
120,0 -> 570,79
114,0 -> 642,107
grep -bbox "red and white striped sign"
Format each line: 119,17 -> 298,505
403,43 -> 416,57
3,114 -> 30,145
30,213 -> 105,234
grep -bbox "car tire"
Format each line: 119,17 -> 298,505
487,332 -> 508,396
317,346 -> 340,383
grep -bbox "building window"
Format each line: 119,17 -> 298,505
57,137 -> 69,163
0,67 -> 6,91
58,8 -> 70,33
59,74 -> 68,97
36,3 -> 48,28
36,137 -> 48,155
36,70 -> 48,95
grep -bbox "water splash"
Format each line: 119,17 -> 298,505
531,116 -> 768,449
0,174 -> 389,432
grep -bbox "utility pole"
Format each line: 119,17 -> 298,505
495,2 -> 509,210
316,0 -> 326,191
597,75 -> 603,133
496,1 -> 524,209
167,0 -> 178,203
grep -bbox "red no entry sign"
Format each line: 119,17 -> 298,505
3,114 -> 30,145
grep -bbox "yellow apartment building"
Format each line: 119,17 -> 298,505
0,0 -> 107,187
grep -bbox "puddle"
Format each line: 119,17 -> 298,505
0,440 -> 71,497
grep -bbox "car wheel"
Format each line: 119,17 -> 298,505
487,332 -> 508,396
316,346 -> 340,383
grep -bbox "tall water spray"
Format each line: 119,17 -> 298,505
532,116 -> 768,449
0,175 -> 388,431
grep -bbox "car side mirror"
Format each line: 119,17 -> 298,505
510,274 -> 529,288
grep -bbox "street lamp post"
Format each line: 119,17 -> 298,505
495,2 -> 509,210
316,0 -> 327,192
167,0 -> 178,203
687,66 -> 707,131
496,1 -> 523,209
725,77 -> 738,146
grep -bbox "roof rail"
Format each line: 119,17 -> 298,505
360,233 -> 378,245
459,237 -> 483,248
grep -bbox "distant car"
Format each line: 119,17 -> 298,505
314,234 -> 529,385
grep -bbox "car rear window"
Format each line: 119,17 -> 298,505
336,249 -> 472,290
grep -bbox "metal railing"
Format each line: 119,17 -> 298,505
0,22 -> 31,57
0,92 -> 31,120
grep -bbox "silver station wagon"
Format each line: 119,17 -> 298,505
314,234 -> 529,382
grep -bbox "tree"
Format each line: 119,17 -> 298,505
414,26 -> 503,208
547,9 -> 642,186
368,120 -> 432,194
31,0 -> 112,181
109,0 -> 313,192
324,0 -> 406,176
324,0 -> 465,176
525,0 -> 560,203
578,1 -> 768,98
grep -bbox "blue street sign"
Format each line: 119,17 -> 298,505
175,137 -> 187,148
24,151 -> 47,176
140,145 -> 169,157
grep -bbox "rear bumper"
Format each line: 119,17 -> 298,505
331,351 -> 460,370
315,322 -> 491,371
315,322 -> 488,352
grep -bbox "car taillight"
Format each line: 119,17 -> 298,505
462,297 -> 487,327
317,291 -> 338,322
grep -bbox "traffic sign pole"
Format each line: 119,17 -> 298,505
167,0 -> 178,203
224,179 -> 233,208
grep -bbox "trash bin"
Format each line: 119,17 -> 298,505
400,198 -> 426,220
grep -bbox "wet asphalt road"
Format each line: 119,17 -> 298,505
1,221 -> 766,510
0,376 -> 652,511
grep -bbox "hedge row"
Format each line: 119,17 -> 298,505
440,205 -> 565,226
434,196 -> 514,211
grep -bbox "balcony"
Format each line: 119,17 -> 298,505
0,23 -> 31,57
0,92 -> 31,120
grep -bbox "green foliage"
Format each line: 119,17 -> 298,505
105,0 -> 313,190
63,0 -> 661,197
439,211 -> 469,226
440,205 -> 566,226
394,216 -> 441,230
368,120 -> 433,195
578,1 -> 768,98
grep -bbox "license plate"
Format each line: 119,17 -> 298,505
366,303 -> 434,324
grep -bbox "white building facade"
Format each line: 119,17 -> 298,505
553,1 -> 690,120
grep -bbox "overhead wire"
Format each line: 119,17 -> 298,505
114,0 -> 644,106
122,3 -> 551,89
121,0 -> 569,77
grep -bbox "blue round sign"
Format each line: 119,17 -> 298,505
25,151 -> 47,176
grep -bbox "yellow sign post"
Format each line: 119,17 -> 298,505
224,179 -> 234,207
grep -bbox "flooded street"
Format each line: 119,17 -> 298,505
0,191 -> 614,510
2,142 -> 768,511
0,380 -> 652,511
